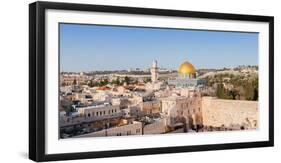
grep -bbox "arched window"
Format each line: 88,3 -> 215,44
88,113 -> 91,117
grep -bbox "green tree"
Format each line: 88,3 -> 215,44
111,77 -> 121,85
216,83 -> 226,99
124,76 -> 131,84
252,77 -> 259,101
115,77 -> 121,85
98,79 -> 109,86
73,79 -> 77,85
144,78 -> 151,83
228,89 -> 239,100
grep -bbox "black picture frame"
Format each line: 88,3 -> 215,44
29,1 -> 274,162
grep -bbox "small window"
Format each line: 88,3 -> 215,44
88,113 -> 91,117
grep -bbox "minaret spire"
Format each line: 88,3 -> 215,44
151,59 -> 159,83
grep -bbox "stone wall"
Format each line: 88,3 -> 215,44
161,96 -> 202,127
74,121 -> 142,138
201,97 -> 258,129
140,100 -> 161,114
143,119 -> 166,134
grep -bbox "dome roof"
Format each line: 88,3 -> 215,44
178,61 -> 196,74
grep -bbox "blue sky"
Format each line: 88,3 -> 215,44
60,23 -> 258,72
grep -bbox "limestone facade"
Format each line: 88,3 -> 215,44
139,100 -> 161,114
77,104 -> 121,121
74,121 -> 142,138
161,95 -> 202,128
201,97 -> 258,129
143,119 -> 167,134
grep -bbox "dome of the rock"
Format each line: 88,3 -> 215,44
178,61 -> 196,75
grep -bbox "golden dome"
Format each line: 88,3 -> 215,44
178,61 -> 196,74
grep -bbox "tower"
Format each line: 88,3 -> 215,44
150,60 -> 159,83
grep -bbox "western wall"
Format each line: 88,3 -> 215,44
201,97 -> 258,129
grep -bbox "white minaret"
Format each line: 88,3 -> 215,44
150,60 -> 159,83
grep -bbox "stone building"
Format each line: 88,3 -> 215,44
74,121 -> 142,137
161,94 -> 203,129
77,103 -> 121,121
139,100 -> 161,114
